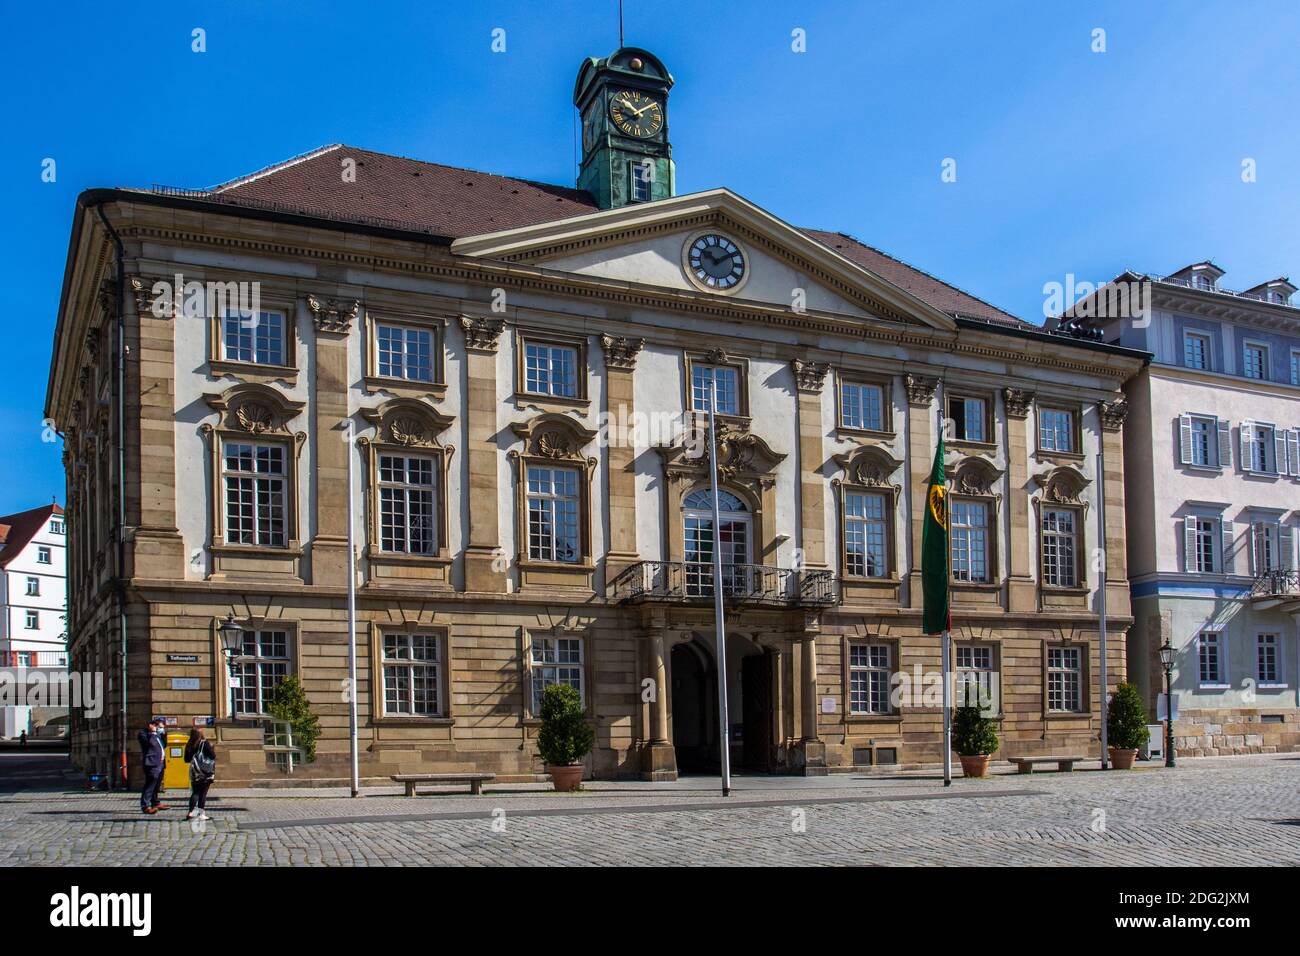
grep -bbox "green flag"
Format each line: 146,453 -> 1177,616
921,430 -> 949,635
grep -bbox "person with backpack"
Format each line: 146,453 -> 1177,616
183,728 -> 216,821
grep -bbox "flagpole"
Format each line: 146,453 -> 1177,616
942,629 -> 952,786
1097,446 -> 1110,770
708,378 -> 732,797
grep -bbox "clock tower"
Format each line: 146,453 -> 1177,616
574,47 -> 675,210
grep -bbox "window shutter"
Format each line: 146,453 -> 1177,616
1289,429 -> 1300,477
1178,414 -> 1193,465
1183,517 -> 1198,573
1216,419 -> 1232,469
1275,429 -> 1289,476
1220,519 -> 1235,574
1240,421 -> 1254,473
1282,525 -> 1296,571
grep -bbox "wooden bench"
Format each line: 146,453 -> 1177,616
1007,756 -> 1085,774
391,772 -> 496,796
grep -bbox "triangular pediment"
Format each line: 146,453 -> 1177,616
449,189 -> 957,331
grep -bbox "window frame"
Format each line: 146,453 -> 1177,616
219,439 -> 291,549
376,452 -> 441,556
231,628 -> 292,718
628,160 -> 653,203
1039,505 -> 1083,590
25,576 -> 40,597
510,417 -> 598,589
207,290 -> 298,382
1256,633 -> 1284,687
1242,340 -> 1270,381
836,481 -> 898,583
1197,631 -> 1228,688
380,631 -> 447,718
945,390 -> 994,447
685,351 -> 749,421
950,495 -> 994,584
366,624 -> 454,725
845,640 -> 897,717
1036,403 -> 1082,457
363,310 -> 448,398
1183,330 -> 1212,371
836,373 -> 892,436
956,642 -> 1000,711
526,633 -> 589,720
24,609 -> 38,629
1043,642 -> 1088,715
36,546 -> 52,565
516,332 -> 587,403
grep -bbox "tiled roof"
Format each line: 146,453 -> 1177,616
0,504 -> 61,568
207,144 -> 1029,327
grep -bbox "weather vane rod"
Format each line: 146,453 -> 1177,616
619,0 -> 624,47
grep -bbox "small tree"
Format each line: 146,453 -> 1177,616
1107,682 -> 1150,751
536,683 -> 594,767
268,676 -> 321,762
952,704 -> 999,757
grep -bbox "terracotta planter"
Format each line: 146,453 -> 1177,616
548,764 -> 584,792
958,754 -> 991,778
1108,747 -> 1138,770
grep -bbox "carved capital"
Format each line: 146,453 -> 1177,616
461,316 -> 506,353
1099,398 -> 1128,433
905,374 -> 938,407
790,359 -> 830,393
307,295 -> 359,335
1003,387 -> 1034,419
600,334 -> 645,370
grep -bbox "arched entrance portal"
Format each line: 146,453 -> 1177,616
670,634 -> 773,774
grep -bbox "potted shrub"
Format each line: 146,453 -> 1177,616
952,700 -> 999,778
1107,682 -> 1150,770
537,683 -> 594,792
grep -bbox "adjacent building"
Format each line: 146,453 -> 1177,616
0,503 -> 68,736
1066,263 -> 1300,755
47,47 -> 1146,785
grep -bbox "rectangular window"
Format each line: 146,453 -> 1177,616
1193,517 -> 1217,573
234,630 -> 289,715
1243,342 -> 1269,381
223,442 -> 288,547
1252,521 -> 1281,573
382,633 -> 443,716
531,637 -> 583,715
524,341 -> 579,398
840,381 -> 885,431
49,519 -> 64,534
376,324 -> 434,383
1292,350 -> 1300,386
1046,646 -> 1083,712
947,395 -> 988,443
1041,508 -> 1078,587
843,491 -> 888,578
1244,423 -> 1276,473
25,610 -> 38,629
691,363 -> 740,416
956,644 -> 995,708
222,309 -> 286,366
629,161 -> 652,202
848,643 -> 892,715
951,499 -> 990,583
1256,634 -> 1279,684
25,576 -> 39,596
1188,416 -> 1216,467
1038,407 -> 1076,453
526,466 -> 581,563
378,454 -> 437,554
1198,632 -> 1222,686
37,546 -> 51,564
1183,331 -> 1210,370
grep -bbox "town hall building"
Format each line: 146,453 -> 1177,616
47,47 -> 1146,784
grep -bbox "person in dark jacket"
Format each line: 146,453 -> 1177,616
183,728 -> 216,821
138,719 -> 168,814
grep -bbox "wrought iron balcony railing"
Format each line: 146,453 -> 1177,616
611,560 -> 838,608
1251,569 -> 1300,597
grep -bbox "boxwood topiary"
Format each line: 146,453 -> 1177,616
1107,681 -> 1151,751
952,703 -> 999,756
537,683 -> 595,767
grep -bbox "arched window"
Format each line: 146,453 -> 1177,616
682,488 -> 750,596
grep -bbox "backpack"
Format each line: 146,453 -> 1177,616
189,741 -> 216,781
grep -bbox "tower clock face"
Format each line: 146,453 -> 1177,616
609,89 -> 663,138
685,234 -> 747,292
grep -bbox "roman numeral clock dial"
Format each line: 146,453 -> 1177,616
609,89 -> 663,138
685,234 -> 747,292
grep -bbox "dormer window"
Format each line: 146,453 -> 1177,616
1192,273 -> 1216,291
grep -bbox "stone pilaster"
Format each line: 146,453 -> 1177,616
793,622 -> 828,775
1003,388 -> 1036,612
905,375 -> 938,608
1099,398 -> 1131,618
124,277 -> 185,578
791,360 -> 830,569
601,334 -> 644,590
305,295 -> 359,586
462,316 -> 507,593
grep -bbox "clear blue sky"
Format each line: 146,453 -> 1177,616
4,0 -> 1299,516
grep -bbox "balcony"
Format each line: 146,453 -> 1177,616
1250,570 -> 1300,611
611,561 -> 838,608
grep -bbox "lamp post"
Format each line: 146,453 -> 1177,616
1158,640 -> 1176,768
218,614 -> 244,727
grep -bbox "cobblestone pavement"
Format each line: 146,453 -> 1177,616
1,753 -> 1296,866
